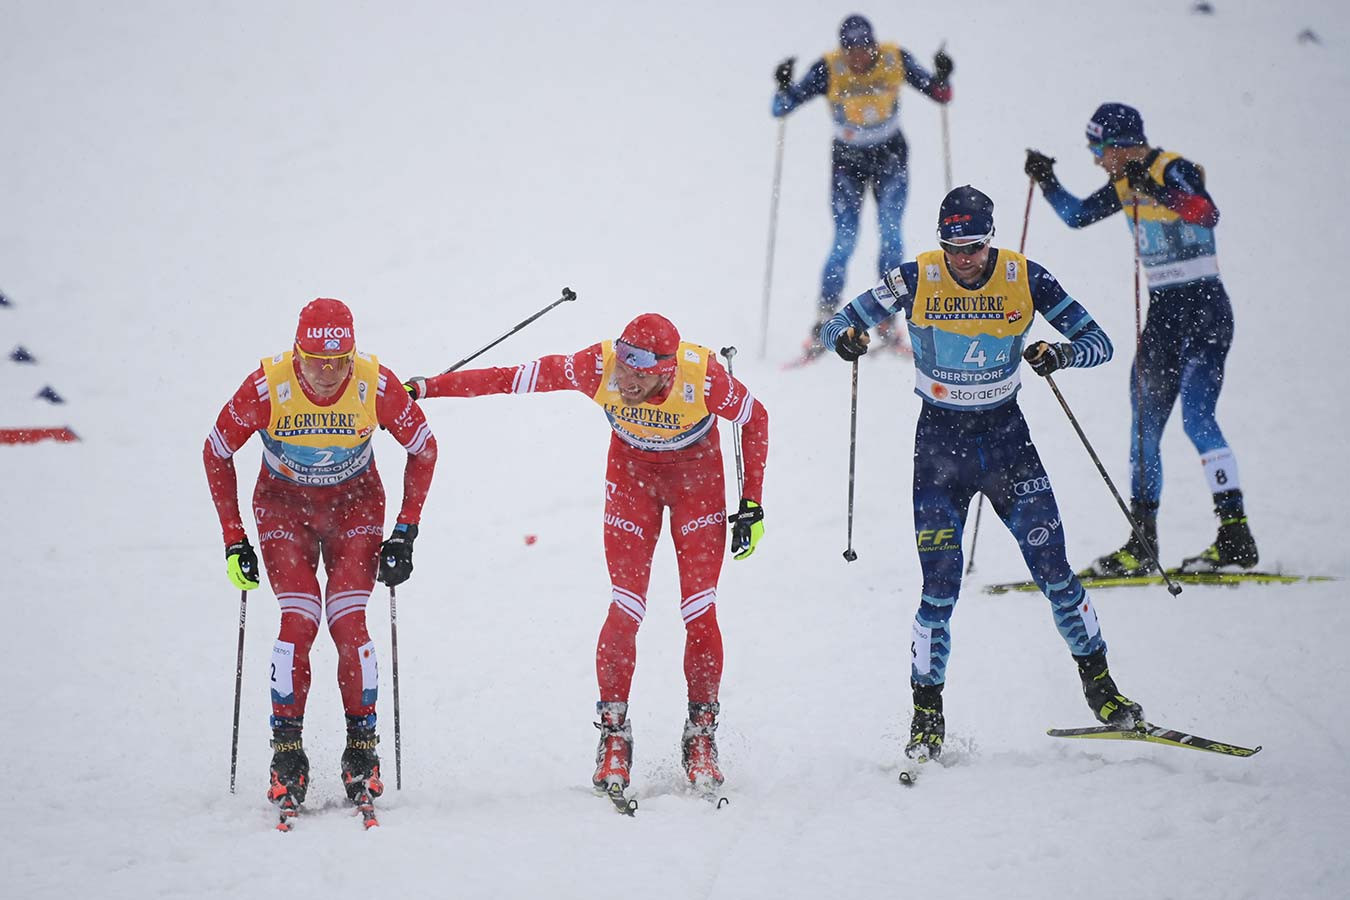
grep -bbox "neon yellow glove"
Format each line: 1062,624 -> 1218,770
729,499 -> 765,560
225,538 -> 261,590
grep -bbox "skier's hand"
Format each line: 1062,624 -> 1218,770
774,57 -> 795,91
1123,159 -> 1161,196
404,376 -> 427,400
1025,149 -> 1056,184
729,499 -> 765,560
377,523 -> 418,587
1023,341 -> 1074,377
225,538 -> 261,590
835,327 -> 870,362
933,49 -> 954,83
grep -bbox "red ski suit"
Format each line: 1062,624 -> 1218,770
204,355 -> 437,723
418,342 -> 767,705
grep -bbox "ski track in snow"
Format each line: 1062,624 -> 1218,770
3,1 -> 1348,898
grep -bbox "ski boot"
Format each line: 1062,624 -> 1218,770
1179,515 -> 1259,573
1076,650 -> 1145,729
267,720 -> 308,829
340,718 -> 384,801
793,308 -> 837,365
681,701 -> 724,788
592,701 -> 633,790
905,684 -> 945,762
1085,502 -> 1158,577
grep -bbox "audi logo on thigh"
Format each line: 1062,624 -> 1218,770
1013,475 -> 1052,496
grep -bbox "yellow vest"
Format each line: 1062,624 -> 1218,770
1112,151 -> 1220,288
591,340 -> 714,451
824,43 -> 905,144
259,350 -> 380,485
906,249 -> 1035,411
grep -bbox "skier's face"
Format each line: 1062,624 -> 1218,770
844,45 -> 878,74
296,349 -> 354,398
614,361 -> 669,406
942,240 -> 992,281
1093,144 -> 1144,180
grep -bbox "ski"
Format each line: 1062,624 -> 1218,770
1047,723 -> 1261,758
690,779 -> 730,809
599,781 -> 638,816
983,571 -> 1335,594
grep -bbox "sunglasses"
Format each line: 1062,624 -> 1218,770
296,345 -> 355,370
939,236 -> 991,256
615,339 -> 673,370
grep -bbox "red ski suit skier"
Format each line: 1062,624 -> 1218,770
415,340 -> 767,706
204,352 -> 437,723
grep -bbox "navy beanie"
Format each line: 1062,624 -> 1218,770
1086,103 -> 1148,148
937,186 -> 995,240
839,14 -> 875,49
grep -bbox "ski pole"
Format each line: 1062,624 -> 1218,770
843,359 -> 860,562
759,120 -> 787,360
965,177 -> 1035,576
1131,198 -> 1145,502
1043,374 -> 1182,596
389,584 -> 403,790
439,288 -> 577,375
938,42 -> 953,192
229,589 -> 247,794
719,346 -> 746,498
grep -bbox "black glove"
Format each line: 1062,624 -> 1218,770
774,57 -> 795,91
377,523 -> 418,587
225,538 -> 261,590
1023,341 -> 1074,377
933,50 -> 953,83
1025,149 -> 1056,184
1123,159 -> 1161,196
729,499 -> 765,560
835,327 -> 870,362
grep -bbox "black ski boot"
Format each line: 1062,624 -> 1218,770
905,683 -> 945,762
341,720 -> 384,801
1076,650 -> 1145,729
1086,502 -> 1158,577
1179,506 -> 1259,573
267,721 -> 309,806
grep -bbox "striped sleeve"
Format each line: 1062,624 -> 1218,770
821,264 -> 915,351
1028,260 -> 1113,369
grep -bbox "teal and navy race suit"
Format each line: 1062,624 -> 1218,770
1038,149 -> 1242,516
822,248 -> 1114,686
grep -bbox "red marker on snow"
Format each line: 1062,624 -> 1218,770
524,534 -> 538,546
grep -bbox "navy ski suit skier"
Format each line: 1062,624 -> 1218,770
1025,102 -> 1258,575
772,14 -> 952,352
822,186 -> 1145,761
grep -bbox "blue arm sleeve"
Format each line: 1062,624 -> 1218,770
1040,179 -> 1122,229
772,59 -> 829,117
820,264 -> 917,351
900,49 -> 949,100
1028,260 -> 1113,368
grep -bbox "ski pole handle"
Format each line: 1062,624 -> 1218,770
719,347 -> 746,500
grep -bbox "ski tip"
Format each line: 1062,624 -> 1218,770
898,771 -> 916,786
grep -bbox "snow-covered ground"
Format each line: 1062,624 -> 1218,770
3,1 -> 1347,897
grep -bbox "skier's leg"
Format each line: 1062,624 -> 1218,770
666,456 -> 728,706
1130,302 -> 1183,508
1176,282 -> 1257,569
821,146 -> 865,314
252,486 -> 322,725
874,136 -> 909,277
598,452 -> 663,704
322,482 -> 385,723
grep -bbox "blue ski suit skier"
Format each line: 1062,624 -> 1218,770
772,14 -> 953,358
821,186 -> 1146,762
1025,103 -> 1259,576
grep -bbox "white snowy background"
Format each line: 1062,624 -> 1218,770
3,1 -> 1347,897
